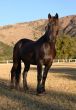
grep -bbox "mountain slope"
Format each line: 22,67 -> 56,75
0,19 -> 47,45
59,15 -> 76,37
0,15 -> 76,45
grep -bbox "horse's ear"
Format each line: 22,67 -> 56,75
48,13 -> 51,19
55,13 -> 58,19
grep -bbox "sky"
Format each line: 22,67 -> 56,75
0,0 -> 76,26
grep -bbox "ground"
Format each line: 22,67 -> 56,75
0,63 -> 76,110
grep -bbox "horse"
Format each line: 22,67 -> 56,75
11,13 -> 59,94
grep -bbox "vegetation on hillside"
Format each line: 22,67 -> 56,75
0,42 -> 13,61
56,34 -> 76,59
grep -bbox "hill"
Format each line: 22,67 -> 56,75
0,15 -> 76,46
0,19 -> 47,45
59,15 -> 76,37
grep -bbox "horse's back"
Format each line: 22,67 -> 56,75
13,38 -> 35,61
15,38 -> 34,47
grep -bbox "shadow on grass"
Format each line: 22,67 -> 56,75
0,78 -> 76,110
30,66 -> 76,80
49,67 -> 76,80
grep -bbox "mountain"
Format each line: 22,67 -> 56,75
59,15 -> 76,37
0,15 -> 76,45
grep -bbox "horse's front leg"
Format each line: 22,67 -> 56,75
37,63 -> 42,94
41,62 -> 52,93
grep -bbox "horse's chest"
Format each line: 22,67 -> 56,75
43,49 -> 52,62
42,44 -> 52,62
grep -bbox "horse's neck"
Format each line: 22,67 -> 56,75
36,34 -> 47,43
36,32 -> 56,46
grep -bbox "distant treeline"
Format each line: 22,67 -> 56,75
56,34 -> 76,59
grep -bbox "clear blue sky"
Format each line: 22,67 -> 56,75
0,0 -> 76,26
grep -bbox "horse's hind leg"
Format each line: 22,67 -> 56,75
15,62 -> 21,90
23,63 -> 30,91
11,61 -> 21,90
11,66 -> 16,88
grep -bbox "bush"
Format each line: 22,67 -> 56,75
0,42 -> 13,61
56,34 -> 76,59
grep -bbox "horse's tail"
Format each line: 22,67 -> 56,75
11,41 -> 22,87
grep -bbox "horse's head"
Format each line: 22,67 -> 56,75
45,13 -> 59,42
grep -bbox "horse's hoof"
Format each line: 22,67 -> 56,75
37,86 -> 45,95
23,86 -> 29,92
10,83 -> 14,89
14,85 -> 20,91
37,88 -> 41,94
36,90 -> 46,96
41,88 -> 45,93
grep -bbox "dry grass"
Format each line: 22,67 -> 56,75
0,63 -> 76,110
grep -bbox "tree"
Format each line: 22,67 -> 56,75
56,34 -> 76,59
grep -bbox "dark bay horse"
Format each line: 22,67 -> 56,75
11,13 -> 59,94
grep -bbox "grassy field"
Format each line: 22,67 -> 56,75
0,63 -> 76,110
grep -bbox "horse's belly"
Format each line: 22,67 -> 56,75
30,59 -> 37,65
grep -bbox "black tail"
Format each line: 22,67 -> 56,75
11,41 -> 21,87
